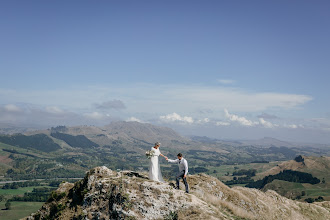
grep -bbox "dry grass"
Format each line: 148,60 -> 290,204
177,207 -> 203,219
25,166 -> 330,220
202,193 -> 255,220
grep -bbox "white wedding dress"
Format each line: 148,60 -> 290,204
148,147 -> 164,182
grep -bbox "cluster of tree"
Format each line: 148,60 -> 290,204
294,155 -> 305,162
251,160 -> 269,163
50,132 -> 99,148
6,168 -> 85,180
232,169 -> 256,177
189,167 -> 209,174
223,169 -> 257,185
5,201 -> 11,210
305,196 -> 324,203
2,181 -> 41,189
48,180 -> 63,187
50,126 -> 68,133
224,176 -> 255,185
0,195 -> 11,210
9,187 -> 54,202
0,133 -> 61,152
246,170 -> 320,189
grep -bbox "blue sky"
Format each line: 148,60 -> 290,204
1,1 -> 330,143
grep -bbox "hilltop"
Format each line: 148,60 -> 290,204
253,156 -> 330,200
257,156 -> 330,177
25,166 -> 330,220
27,121 -> 190,148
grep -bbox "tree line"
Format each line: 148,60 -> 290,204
246,170 -> 320,189
2,181 -> 41,189
9,187 -> 55,202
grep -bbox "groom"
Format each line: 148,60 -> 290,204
166,153 -> 189,193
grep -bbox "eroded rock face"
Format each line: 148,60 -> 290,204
25,167 -> 330,220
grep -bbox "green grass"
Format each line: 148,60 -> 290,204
0,185 -> 53,219
0,142 -> 48,159
263,179 -> 330,201
0,201 -> 43,220
206,161 -> 330,202
0,186 -> 38,196
304,187 -> 330,197
206,161 -> 280,181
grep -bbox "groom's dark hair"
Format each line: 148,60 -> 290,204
177,153 -> 183,157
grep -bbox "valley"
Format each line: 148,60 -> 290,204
0,122 -> 329,219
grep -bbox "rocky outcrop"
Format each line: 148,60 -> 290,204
25,166 -> 330,220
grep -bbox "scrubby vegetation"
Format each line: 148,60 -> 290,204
246,170 -> 320,189
232,169 -> 256,177
10,187 -> 55,202
294,155 -> 305,162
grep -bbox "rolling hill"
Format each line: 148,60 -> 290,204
24,166 -> 330,220
0,121 -> 329,203
254,156 -> 330,201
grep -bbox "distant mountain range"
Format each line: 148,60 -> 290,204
23,121 -> 191,150
1,121 -> 329,149
0,121 -> 329,158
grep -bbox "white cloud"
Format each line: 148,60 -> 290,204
224,109 -> 256,126
160,113 -> 194,124
0,84 -> 317,135
0,84 -> 312,115
216,121 -> 231,126
259,118 -> 277,128
284,124 -> 298,129
4,104 -> 21,112
126,117 -> 142,123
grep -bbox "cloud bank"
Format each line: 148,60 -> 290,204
0,84 -> 327,143
160,113 -> 194,124
224,109 -> 256,126
0,84 -> 313,116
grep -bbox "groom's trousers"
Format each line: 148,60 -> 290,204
176,170 -> 189,193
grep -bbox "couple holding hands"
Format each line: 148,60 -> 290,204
148,142 -> 189,193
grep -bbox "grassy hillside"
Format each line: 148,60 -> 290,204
0,134 -> 61,152
250,156 -> 330,201
264,179 -> 330,201
0,123 -> 329,204
50,132 -> 99,148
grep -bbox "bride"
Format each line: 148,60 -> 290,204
148,142 -> 167,182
